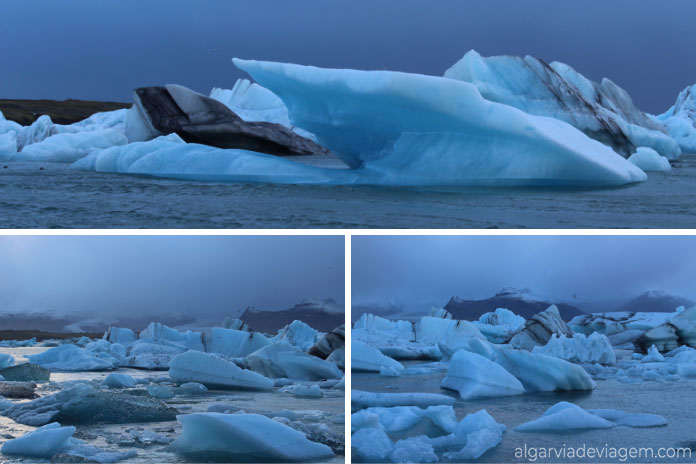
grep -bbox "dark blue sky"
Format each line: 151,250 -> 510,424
1,0 -> 693,113
0,235 -> 344,318
352,236 -> 696,311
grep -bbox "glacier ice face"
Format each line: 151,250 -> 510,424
654,84 -> 696,153
169,351 -> 273,390
352,340 -> 404,373
628,147 -> 671,172
207,327 -> 270,358
244,341 -> 343,380
1,422 -> 75,459
516,401 -> 667,432
26,344 -> 117,371
235,58 -> 647,187
271,320 -> 319,352
441,350 -> 524,400
532,333 -> 617,365
445,50 -> 680,160
170,412 -> 334,462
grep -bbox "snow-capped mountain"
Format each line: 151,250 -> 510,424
444,288 -> 584,321
240,298 -> 344,333
616,290 -> 694,313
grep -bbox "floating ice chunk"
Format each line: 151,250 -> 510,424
0,110 -> 22,136
352,405 -> 456,435
628,147 -> 671,172
438,332 -> 497,361
170,412 -> 334,462
245,342 -> 343,380
352,419 -> 394,462
178,382 -> 208,394
148,385 -> 175,399
120,341 -> 184,369
532,333 -> 617,365
101,373 -> 136,388
16,115 -> 53,149
353,328 -> 438,361
445,410 -> 507,460
352,390 -> 455,410
642,345 -> 666,363
271,320 -> 319,352
380,366 -> 402,377
478,308 -> 525,330
169,351 -> 273,390
139,322 -> 205,351
27,344 -> 116,371
4,128 -> 128,163
354,314 -> 415,340
516,402 -> 614,432
352,340 -> 404,373
653,84 -> 696,153
235,58 -> 647,187
445,50 -> 680,159
287,384 -> 323,398
508,305 -> 574,351
103,327 -> 137,345
391,437 -> 438,463
0,354 -> 14,369
1,422 -> 75,459
416,316 -> 485,345
441,350 -> 524,400
208,327 -> 271,357
494,348 -> 596,392
588,409 -> 667,427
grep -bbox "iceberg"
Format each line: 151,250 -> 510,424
653,84 -> 696,153
120,341 -> 184,370
507,305 -> 574,351
351,419 -> 394,462
352,328 -> 439,361
2,128 -> 128,162
103,327 -> 137,345
416,317 -> 485,346
352,340 -> 404,373
642,345 -> 666,363
271,320 -> 319,352
0,132 -> 17,157
286,384 -> 323,398
308,324 -> 345,360
1,422 -> 75,459
101,373 -> 136,388
478,307 -> 525,330
169,351 -> 273,390
139,322 -> 205,351
437,410 -> 507,461
571,311 -> 676,337
0,354 -> 14,370
494,348 -> 596,392
26,344 -> 116,371
516,402 -> 667,432
353,313 -> 415,341
532,333 -> 617,365
207,327 -> 270,357
445,50 -> 680,159
210,79 -> 292,127
244,342 -> 343,380
170,412 -> 334,462
636,306 -> 696,352
234,58 -> 646,187
441,350 -> 524,400
628,147 -> 671,172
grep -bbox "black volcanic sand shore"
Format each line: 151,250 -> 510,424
0,330 -> 102,342
0,99 -> 130,125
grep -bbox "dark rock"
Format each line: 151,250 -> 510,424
0,381 -> 37,399
131,84 -> 329,156
0,363 -> 50,382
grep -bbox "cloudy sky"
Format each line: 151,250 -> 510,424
0,235 -> 344,319
1,0 -> 692,113
352,235 -> 696,311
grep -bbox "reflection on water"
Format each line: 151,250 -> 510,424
0,347 -> 344,463
354,360 -> 696,463
2,155 -> 696,228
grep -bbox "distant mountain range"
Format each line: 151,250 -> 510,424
615,290 -> 694,313
240,298 -> 344,333
443,288 -> 584,321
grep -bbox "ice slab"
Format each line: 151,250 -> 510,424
352,390 -> 455,410
169,351 -> 273,390
207,327 -> 271,358
245,342 -> 343,380
441,350 -> 524,400
352,340 -> 404,373
26,344 -> 116,371
532,333 -> 617,365
1,422 -> 75,459
628,147 -> 671,172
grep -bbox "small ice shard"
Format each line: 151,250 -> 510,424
272,320 -> 319,352
178,382 -> 208,394
287,384 -> 323,398
494,349 -> 596,392
508,305 -> 575,351
628,147 -> 671,172
352,390 -> 455,409
27,344 -> 117,371
207,327 -> 271,357
101,373 -> 136,388
352,340 -> 404,373
130,429 -> 173,445
440,350 -> 524,400
516,402 -> 614,432
148,385 -> 175,399
169,351 -> 273,390
1,422 -> 75,459
642,345 -> 666,363
170,412 -> 334,461
379,366 -> 402,377
532,332 -> 617,365
245,342 -> 343,380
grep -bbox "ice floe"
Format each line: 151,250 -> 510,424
169,351 -> 274,390
26,344 -> 117,371
245,341 -> 343,380
440,350 -> 524,399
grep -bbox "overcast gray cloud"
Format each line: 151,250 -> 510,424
0,0 -> 693,113
352,236 -> 696,311
0,235 -> 344,319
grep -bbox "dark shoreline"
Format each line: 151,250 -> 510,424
0,329 -> 102,342
0,98 -> 129,125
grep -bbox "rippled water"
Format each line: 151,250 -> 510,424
2,155 -> 696,229
353,360 -> 696,463
0,347 -> 345,463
